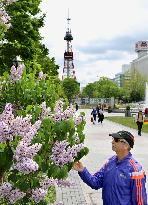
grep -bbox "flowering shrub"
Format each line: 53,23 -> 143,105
0,65 -> 63,112
0,100 -> 88,204
0,66 -> 88,204
0,0 -> 16,39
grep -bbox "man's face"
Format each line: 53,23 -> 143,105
112,138 -> 129,153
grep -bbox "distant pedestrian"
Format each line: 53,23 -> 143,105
75,103 -> 79,111
73,130 -> 147,205
91,108 -> 97,124
135,110 -> 144,136
96,105 -> 100,118
98,109 -> 104,123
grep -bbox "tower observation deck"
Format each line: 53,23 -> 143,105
62,12 -> 76,80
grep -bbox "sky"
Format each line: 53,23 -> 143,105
40,0 -> 148,87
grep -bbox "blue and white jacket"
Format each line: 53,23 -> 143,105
79,153 -> 147,205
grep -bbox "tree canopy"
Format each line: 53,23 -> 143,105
124,69 -> 147,102
62,78 -> 80,102
0,0 -> 59,76
82,77 -> 121,98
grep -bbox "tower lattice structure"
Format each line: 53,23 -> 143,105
62,14 -> 76,80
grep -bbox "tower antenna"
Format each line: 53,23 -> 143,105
62,10 -> 76,80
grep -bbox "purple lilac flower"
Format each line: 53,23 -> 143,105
56,179 -> 75,187
7,189 -> 26,204
0,103 -> 14,123
0,182 -> 26,204
14,142 -> 42,160
31,188 -> 47,203
0,9 -> 11,25
39,71 -> 46,80
40,102 -> 51,120
14,157 -> 39,174
51,140 -> 84,166
22,120 -> 41,144
10,64 -> 25,82
0,182 -> 12,197
39,177 -> 55,189
0,121 -> 13,142
54,100 -> 64,113
74,115 -> 83,125
52,100 -> 76,122
11,115 -> 32,137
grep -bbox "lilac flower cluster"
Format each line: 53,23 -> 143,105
51,140 -> 84,166
0,103 -> 14,142
10,64 -> 25,82
55,179 -> 75,187
30,176 -> 74,203
0,103 -> 41,143
13,120 -> 42,173
0,9 -> 11,28
74,115 -> 83,125
52,100 -> 83,124
39,177 -> 55,189
31,188 -> 47,203
40,101 -> 51,120
0,103 -> 42,174
0,0 -> 16,29
5,0 -> 17,4
39,71 -> 46,80
0,182 -> 26,204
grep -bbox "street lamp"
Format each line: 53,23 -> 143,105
12,56 -> 23,67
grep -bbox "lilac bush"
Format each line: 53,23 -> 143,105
0,101 -> 88,204
0,65 -> 88,204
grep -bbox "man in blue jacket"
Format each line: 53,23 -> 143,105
73,130 -> 147,205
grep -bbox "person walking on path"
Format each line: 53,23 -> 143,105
73,130 -> 147,205
96,105 -> 100,118
135,110 -> 144,136
75,103 -> 79,111
91,108 -> 97,124
98,109 -> 104,124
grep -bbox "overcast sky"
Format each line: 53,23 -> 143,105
40,0 -> 148,87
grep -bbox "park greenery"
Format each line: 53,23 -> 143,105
82,77 -> 128,100
0,1 -> 88,204
0,0 -> 58,76
62,78 -> 80,103
106,116 -> 148,133
0,1 -> 147,203
0,63 -> 88,205
82,71 -> 147,102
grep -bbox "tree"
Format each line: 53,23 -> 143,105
95,77 -> 120,98
0,0 -> 17,40
81,83 -> 96,98
0,0 -> 59,76
62,78 -> 80,102
124,69 -> 146,102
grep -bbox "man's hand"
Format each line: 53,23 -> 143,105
73,161 -> 84,172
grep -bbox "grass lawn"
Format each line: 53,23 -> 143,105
106,117 -> 148,133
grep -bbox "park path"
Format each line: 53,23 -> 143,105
56,109 -> 148,205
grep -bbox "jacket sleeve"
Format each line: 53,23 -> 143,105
78,166 -> 105,190
131,171 -> 147,205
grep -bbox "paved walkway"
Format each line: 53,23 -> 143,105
56,109 -> 148,205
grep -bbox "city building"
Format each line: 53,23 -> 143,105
114,72 -> 124,87
130,41 -> 148,80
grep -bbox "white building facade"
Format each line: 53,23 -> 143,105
130,41 -> 148,80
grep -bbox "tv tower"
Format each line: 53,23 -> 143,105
62,10 -> 76,80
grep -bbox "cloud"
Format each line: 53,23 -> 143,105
77,34 -> 148,56
40,0 -> 148,87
